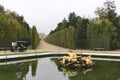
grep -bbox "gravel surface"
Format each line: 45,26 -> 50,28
36,40 -> 69,52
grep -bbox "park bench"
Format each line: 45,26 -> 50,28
0,47 -> 9,51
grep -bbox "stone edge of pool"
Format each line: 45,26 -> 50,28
0,52 -> 120,62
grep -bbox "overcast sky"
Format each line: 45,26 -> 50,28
0,0 -> 120,34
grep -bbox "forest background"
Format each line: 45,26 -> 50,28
46,0 -> 120,50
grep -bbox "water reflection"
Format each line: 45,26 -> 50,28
51,57 -> 120,80
16,63 -> 24,80
60,67 -> 92,76
0,57 -> 120,80
0,59 -> 38,80
51,58 -> 93,80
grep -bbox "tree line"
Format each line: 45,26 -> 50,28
45,0 -> 120,50
0,5 -> 39,49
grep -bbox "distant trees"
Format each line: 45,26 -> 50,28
95,0 -> 117,20
46,0 -> 120,50
45,26 -> 76,49
0,4 -> 39,49
46,12 -> 88,49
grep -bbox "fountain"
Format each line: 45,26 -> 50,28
60,51 -> 95,69
0,52 -> 120,80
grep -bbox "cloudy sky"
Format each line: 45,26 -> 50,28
0,0 -> 120,34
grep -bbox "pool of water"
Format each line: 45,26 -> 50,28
0,57 -> 120,80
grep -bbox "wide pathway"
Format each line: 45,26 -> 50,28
36,39 -> 69,52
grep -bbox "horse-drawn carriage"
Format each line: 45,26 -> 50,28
11,41 -> 28,52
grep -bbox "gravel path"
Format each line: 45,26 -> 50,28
35,39 -> 69,52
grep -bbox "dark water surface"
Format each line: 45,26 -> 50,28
0,57 -> 120,80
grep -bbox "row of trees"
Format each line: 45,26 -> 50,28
46,26 -> 76,49
0,5 -> 39,49
46,0 -> 120,50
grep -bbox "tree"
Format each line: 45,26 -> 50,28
68,12 -> 77,27
104,0 -> 117,22
76,17 -> 89,48
87,19 -> 116,49
94,0 -> 120,49
0,14 -> 7,47
68,26 -> 76,49
95,0 -> 117,21
95,7 -> 106,19
0,4 -> 34,48
6,18 -> 20,39
31,26 -> 39,49
51,18 -> 68,34
0,5 -> 4,13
